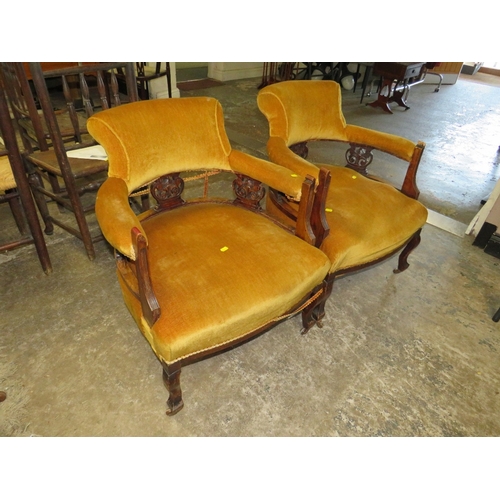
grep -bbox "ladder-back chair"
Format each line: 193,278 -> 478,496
3,62 -> 140,261
0,76 -> 52,273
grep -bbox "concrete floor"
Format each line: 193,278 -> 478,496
1,71 -> 500,438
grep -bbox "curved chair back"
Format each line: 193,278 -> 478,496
257,80 -> 349,146
87,97 -> 232,193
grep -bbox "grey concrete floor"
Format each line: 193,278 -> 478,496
1,72 -> 500,439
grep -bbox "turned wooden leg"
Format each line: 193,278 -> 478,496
394,229 -> 422,274
162,361 -> 184,416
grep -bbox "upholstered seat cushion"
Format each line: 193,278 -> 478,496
0,155 -> 17,191
266,165 -> 428,273
119,203 -> 331,364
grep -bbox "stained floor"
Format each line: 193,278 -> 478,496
1,70 -> 500,438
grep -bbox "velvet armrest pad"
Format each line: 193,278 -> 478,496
345,125 -> 417,162
264,137 -> 319,181
228,149 -> 306,201
95,177 -> 146,260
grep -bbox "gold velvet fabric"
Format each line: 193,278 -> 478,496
89,98 -> 306,260
257,80 -> 418,161
87,97 -> 331,365
257,80 -> 428,273
266,165 -> 428,271
121,204 -> 330,363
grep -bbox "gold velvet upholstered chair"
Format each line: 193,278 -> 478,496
257,80 -> 428,295
87,97 -> 332,415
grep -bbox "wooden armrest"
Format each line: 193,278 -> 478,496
131,227 -> 161,327
345,125 -> 425,199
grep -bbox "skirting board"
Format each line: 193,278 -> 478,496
426,209 -> 468,237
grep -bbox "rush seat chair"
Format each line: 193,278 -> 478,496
87,97 -> 332,415
257,80 -> 428,292
0,62 -> 143,261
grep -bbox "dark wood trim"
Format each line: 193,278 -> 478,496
132,227 -> 161,326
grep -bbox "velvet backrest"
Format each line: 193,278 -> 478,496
257,80 -> 349,146
87,97 -> 233,193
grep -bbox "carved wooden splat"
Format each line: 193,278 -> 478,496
150,173 -> 185,210
345,144 -> 374,175
232,173 -> 265,211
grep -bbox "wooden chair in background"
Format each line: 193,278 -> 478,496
0,75 -> 52,274
134,63 -> 172,99
0,62 -> 141,261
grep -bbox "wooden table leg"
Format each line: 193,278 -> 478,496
390,85 -> 411,110
367,77 -> 394,113
367,78 -> 412,113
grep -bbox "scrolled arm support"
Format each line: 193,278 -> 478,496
131,227 -> 161,327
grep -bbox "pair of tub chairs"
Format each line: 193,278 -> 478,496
88,80 -> 428,415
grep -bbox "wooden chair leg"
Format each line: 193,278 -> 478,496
312,275 -> 335,326
6,189 -> 28,235
492,308 -> 500,322
300,279 -> 333,334
27,170 -> 54,235
394,229 -> 422,274
47,172 -> 66,213
162,361 -> 184,416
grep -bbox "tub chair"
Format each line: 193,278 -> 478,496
87,97 -> 332,415
257,80 -> 428,295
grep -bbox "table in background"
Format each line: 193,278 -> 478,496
367,62 -> 426,114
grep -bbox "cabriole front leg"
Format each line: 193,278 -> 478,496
162,361 -> 184,416
394,229 -> 422,274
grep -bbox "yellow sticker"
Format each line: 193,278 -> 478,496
220,246 -> 229,252
325,208 -> 333,212
352,175 -> 357,179
291,174 -> 298,177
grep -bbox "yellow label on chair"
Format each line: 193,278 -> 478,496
325,208 -> 333,212
290,174 -> 298,177
352,175 -> 357,179
220,246 -> 229,252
